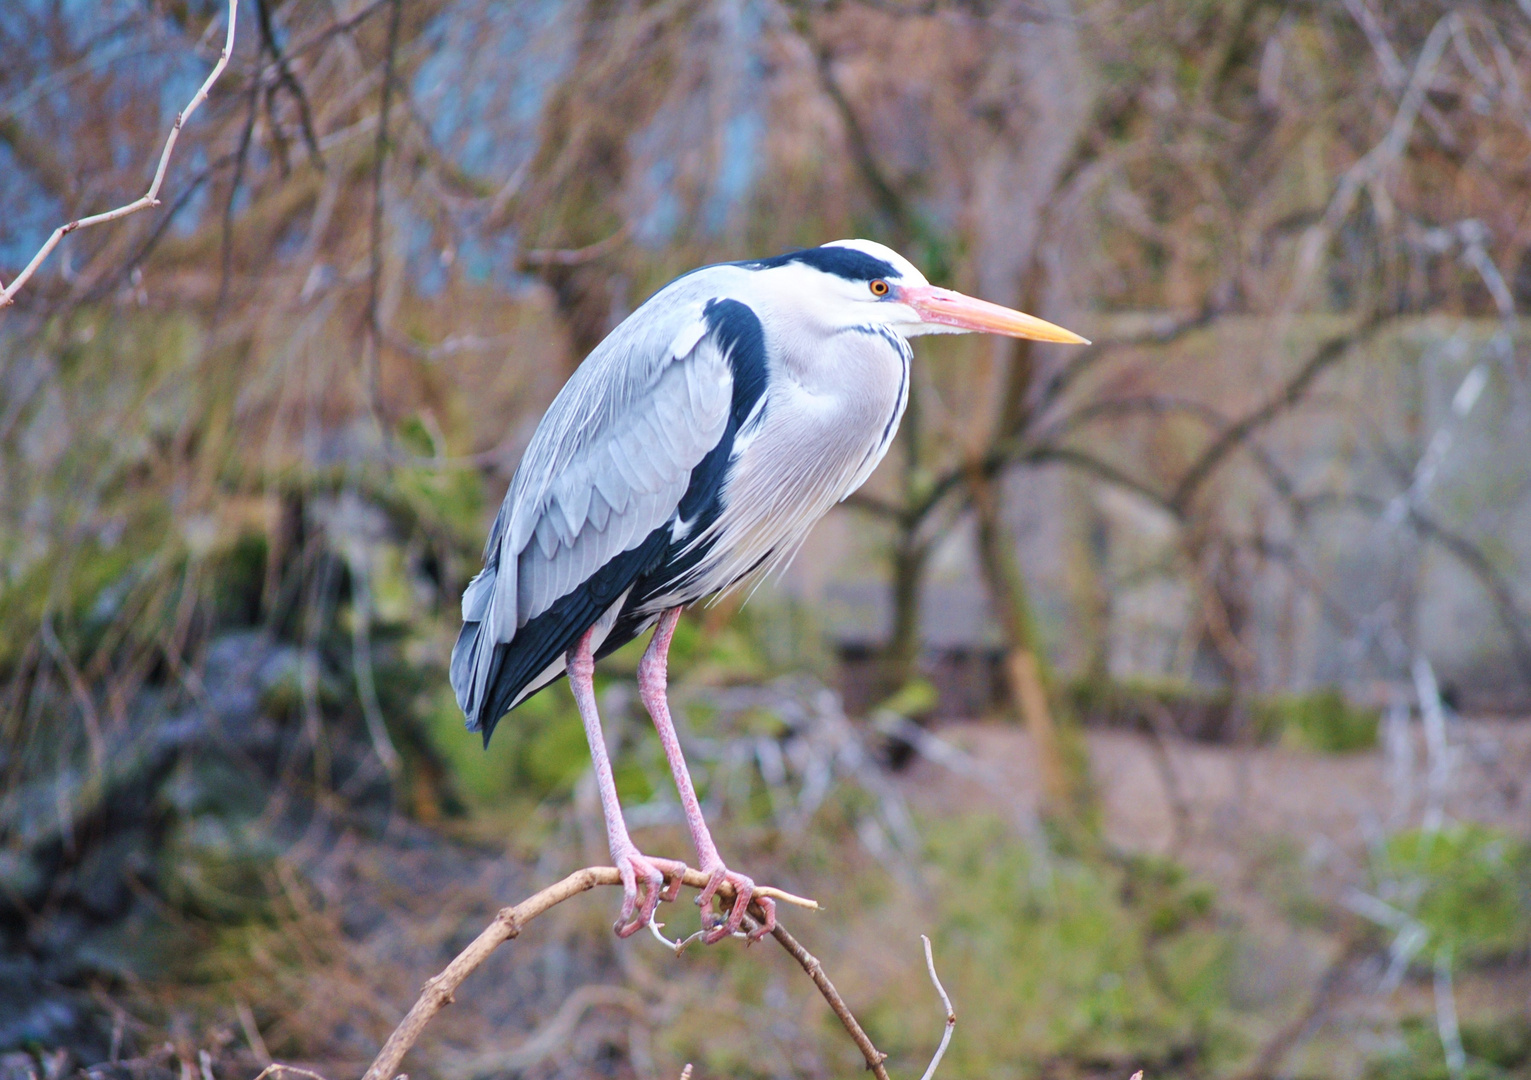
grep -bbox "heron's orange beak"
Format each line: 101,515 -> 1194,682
902,285 -> 1089,344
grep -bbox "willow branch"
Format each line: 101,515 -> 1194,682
0,0 -> 237,310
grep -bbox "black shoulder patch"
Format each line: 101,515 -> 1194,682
752,245 -> 898,283
703,298 -> 768,430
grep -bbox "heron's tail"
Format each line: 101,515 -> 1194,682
451,565 -> 499,735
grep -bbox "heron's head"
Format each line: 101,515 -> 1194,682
752,238 -> 1089,345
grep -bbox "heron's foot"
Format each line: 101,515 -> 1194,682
697,860 -> 776,944
613,846 -> 689,938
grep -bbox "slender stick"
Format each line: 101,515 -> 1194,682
762,918 -> 891,1080
0,0 -> 238,310
917,935 -> 955,1080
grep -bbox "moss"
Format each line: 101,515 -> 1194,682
417,678 -> 618,813
206,531 -> 268,629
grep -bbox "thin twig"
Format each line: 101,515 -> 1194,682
760,917 -> 892,1080
786,2 -> 916,243
254,1066 -> 329,1080
359,866 -> 817,1080
218,66 -> 262,312
269,0 -> 392,72
917,936 -> 955,1080
1237,932 -> 1360,1080
517,225 -> 632,268
252,0 -> 325,166
441,985 -> 645,1080
0,0 -> 238,309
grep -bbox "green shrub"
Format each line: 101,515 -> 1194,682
1260,687 -> 1380,752
1368,1015 -> 1531,1080
1377,824 -> 1531,964
1068,677 -> 1379,751
858,818 -> 1240,1075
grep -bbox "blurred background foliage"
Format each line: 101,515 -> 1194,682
3,0 -> 1531,1078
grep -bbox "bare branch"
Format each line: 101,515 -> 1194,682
441,985 -> 646,1080
1169,313 -> 1386,513
218,71 -> 263,311
84,150 -> 243,305
1032,304 -> 1220,421
254,1066 -> 329,1080
1304,492 -> 1531,683
518,225 -> 633,268
755,914 -> 892,1080
785,3 -> 917,244
273,0 -> 392,69
252,0 -> 325,167
1236,933 -> 1362,1080
360,866 -> 817,1080
0,0 -> 238,310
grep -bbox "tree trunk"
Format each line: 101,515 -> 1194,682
877,537 -> 928,706
969,465 -> 1091,823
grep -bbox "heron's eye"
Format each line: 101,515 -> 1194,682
870,279 -> 890,297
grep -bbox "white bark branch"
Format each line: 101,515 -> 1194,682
0,0 -> 238,310
916,935 -> 956,1080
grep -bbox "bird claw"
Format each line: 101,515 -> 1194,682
697,862 -> 776,944
612,847 -> 689,938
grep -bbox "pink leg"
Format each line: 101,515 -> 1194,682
567,626 -> 687,937
639,609 -> 776,943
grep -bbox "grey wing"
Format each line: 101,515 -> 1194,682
452,305 -> 733,724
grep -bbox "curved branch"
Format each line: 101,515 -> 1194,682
1169,313 -> 1386,512
1035,393 -> 1228,443
1031,303 -> 1220,421
1023,444 -> 1177,513
1304,492 -> 1531,683
785,3 -> 916,242
359,867 -> 825,1080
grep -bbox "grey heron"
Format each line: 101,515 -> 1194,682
452,239 -> 1087,942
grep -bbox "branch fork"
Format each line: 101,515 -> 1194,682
356,866 -> 953,1080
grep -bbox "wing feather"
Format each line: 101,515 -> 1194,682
588,488 -> 612,532
554,470 -> 592,539
591,455 -> 630,515
455,303 -> 736,725
453,261 -> 763,730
